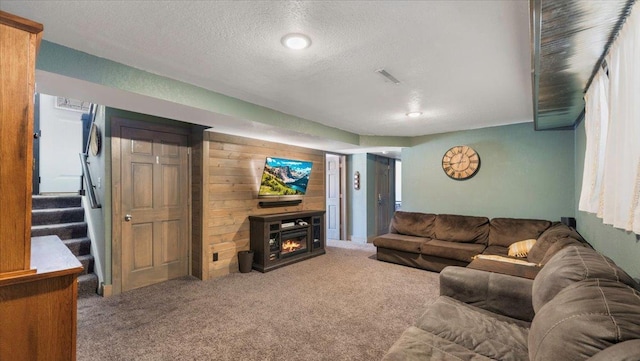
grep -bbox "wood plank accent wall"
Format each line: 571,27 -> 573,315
202,132 -> 325,279
190,128 -> 205,279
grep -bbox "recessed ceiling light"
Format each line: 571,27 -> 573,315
406,112 -> 422,118
281,33 -> 312,50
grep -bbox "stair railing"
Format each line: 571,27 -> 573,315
79,104 -> 101,209
79,152 -> 101,209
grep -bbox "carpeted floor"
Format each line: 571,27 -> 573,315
77,240 -> 440,360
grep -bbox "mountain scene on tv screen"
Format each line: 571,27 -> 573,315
259,157 -> 312,196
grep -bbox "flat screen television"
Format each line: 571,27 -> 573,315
258,157 -> 313,197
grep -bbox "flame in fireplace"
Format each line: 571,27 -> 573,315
282,240 -> 301,252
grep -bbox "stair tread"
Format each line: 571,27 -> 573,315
63,237 -> 91,243
78,273 -> 99,297
78,273 -> 97,281
76,254 -> 94,261
32,207 -> 84,213
31,221 -> 87,229
32,195 -> 82,209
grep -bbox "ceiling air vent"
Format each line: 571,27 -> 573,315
375,68 -> 401,85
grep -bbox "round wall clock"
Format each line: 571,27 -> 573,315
89,123 -> 101,156
441,145 -> 480,180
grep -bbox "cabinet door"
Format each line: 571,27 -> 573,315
312,216 -> 324,250
0,13 -> 42,274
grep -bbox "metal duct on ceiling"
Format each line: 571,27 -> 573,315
530,0 -> 636,130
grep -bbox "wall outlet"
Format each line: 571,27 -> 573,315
213,252 -> 218,262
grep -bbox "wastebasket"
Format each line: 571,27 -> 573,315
238,250 -> 254,273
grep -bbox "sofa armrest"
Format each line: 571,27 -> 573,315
440,266 -> 535,322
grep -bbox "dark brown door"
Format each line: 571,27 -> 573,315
375,155 -> 394,236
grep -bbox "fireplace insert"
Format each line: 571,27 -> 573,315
280,229 -> 308,257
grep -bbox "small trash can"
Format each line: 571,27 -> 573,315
238,250 -> 254,273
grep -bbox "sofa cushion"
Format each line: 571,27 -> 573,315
488,218 -> 551,248
434,214 -> 489,244
527,222 -> 585,264
389,211 -> 436,237
529,279 -> 640,361
381,326 -> 493,361
586,339 -> 640,361
420,239 -> 486,263
416,296 -> 530,360
480,245 -> 509,257
373,233 -> 426,253
532,246 -> 640,313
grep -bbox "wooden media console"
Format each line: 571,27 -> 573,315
249,210 -> 326,272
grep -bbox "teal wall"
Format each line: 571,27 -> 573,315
347,154 -> 369,243
574,120 -> 640,279
402,123 -> 575,220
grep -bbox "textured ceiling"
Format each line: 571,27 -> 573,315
1,1 -> 533,145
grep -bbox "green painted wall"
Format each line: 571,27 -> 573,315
347,154 -> 369,243
574,120 -> 640,279
402,123 -> 575,220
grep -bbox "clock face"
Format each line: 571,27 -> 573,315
442,145 -> 480,180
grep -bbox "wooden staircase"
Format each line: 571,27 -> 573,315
31,195 -> 99,297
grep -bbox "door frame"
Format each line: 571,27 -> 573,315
111,117 -> 193,295
32,93 -> 40,195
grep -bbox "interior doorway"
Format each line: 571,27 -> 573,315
33,93 -> 90,194
325,153 -> 346,241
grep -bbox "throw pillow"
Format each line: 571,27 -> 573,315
508,239 -> 537,257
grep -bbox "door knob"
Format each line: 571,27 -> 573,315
125,214 -> 132,222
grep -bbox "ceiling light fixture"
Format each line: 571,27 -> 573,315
406,112 -> 423,118
281,33 -> 311,50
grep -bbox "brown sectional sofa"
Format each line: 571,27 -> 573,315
373,211 -> 586,273
382,246 -> 640,360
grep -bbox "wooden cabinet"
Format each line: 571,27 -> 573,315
249,210 -> 326,272
0,236 -> 83,360
0,10 -> 42,276
0,11 -> 83,361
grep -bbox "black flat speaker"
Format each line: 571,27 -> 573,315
561,217 -> 576,228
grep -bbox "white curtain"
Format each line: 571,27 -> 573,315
579,68 -> 608,214
580,3 -> 640,233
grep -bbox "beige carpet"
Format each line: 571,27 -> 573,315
77,240 -> 440,360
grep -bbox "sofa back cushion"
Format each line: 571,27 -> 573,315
389,211 -> 436,238
527,222 -> 585,264
532,246 -> 640,313
488,218 -> 551,248
529,279 -> 640,361
433,214 -> 489,244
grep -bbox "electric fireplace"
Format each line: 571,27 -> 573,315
249,210 -> 326,272
280,229 -> 308,257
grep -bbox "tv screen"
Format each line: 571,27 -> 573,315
258,157 -> 313,196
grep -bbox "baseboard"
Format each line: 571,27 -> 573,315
100,283 -> 113,297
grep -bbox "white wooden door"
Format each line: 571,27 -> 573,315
38,94 -> 84,193
326,154 -> 341,240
